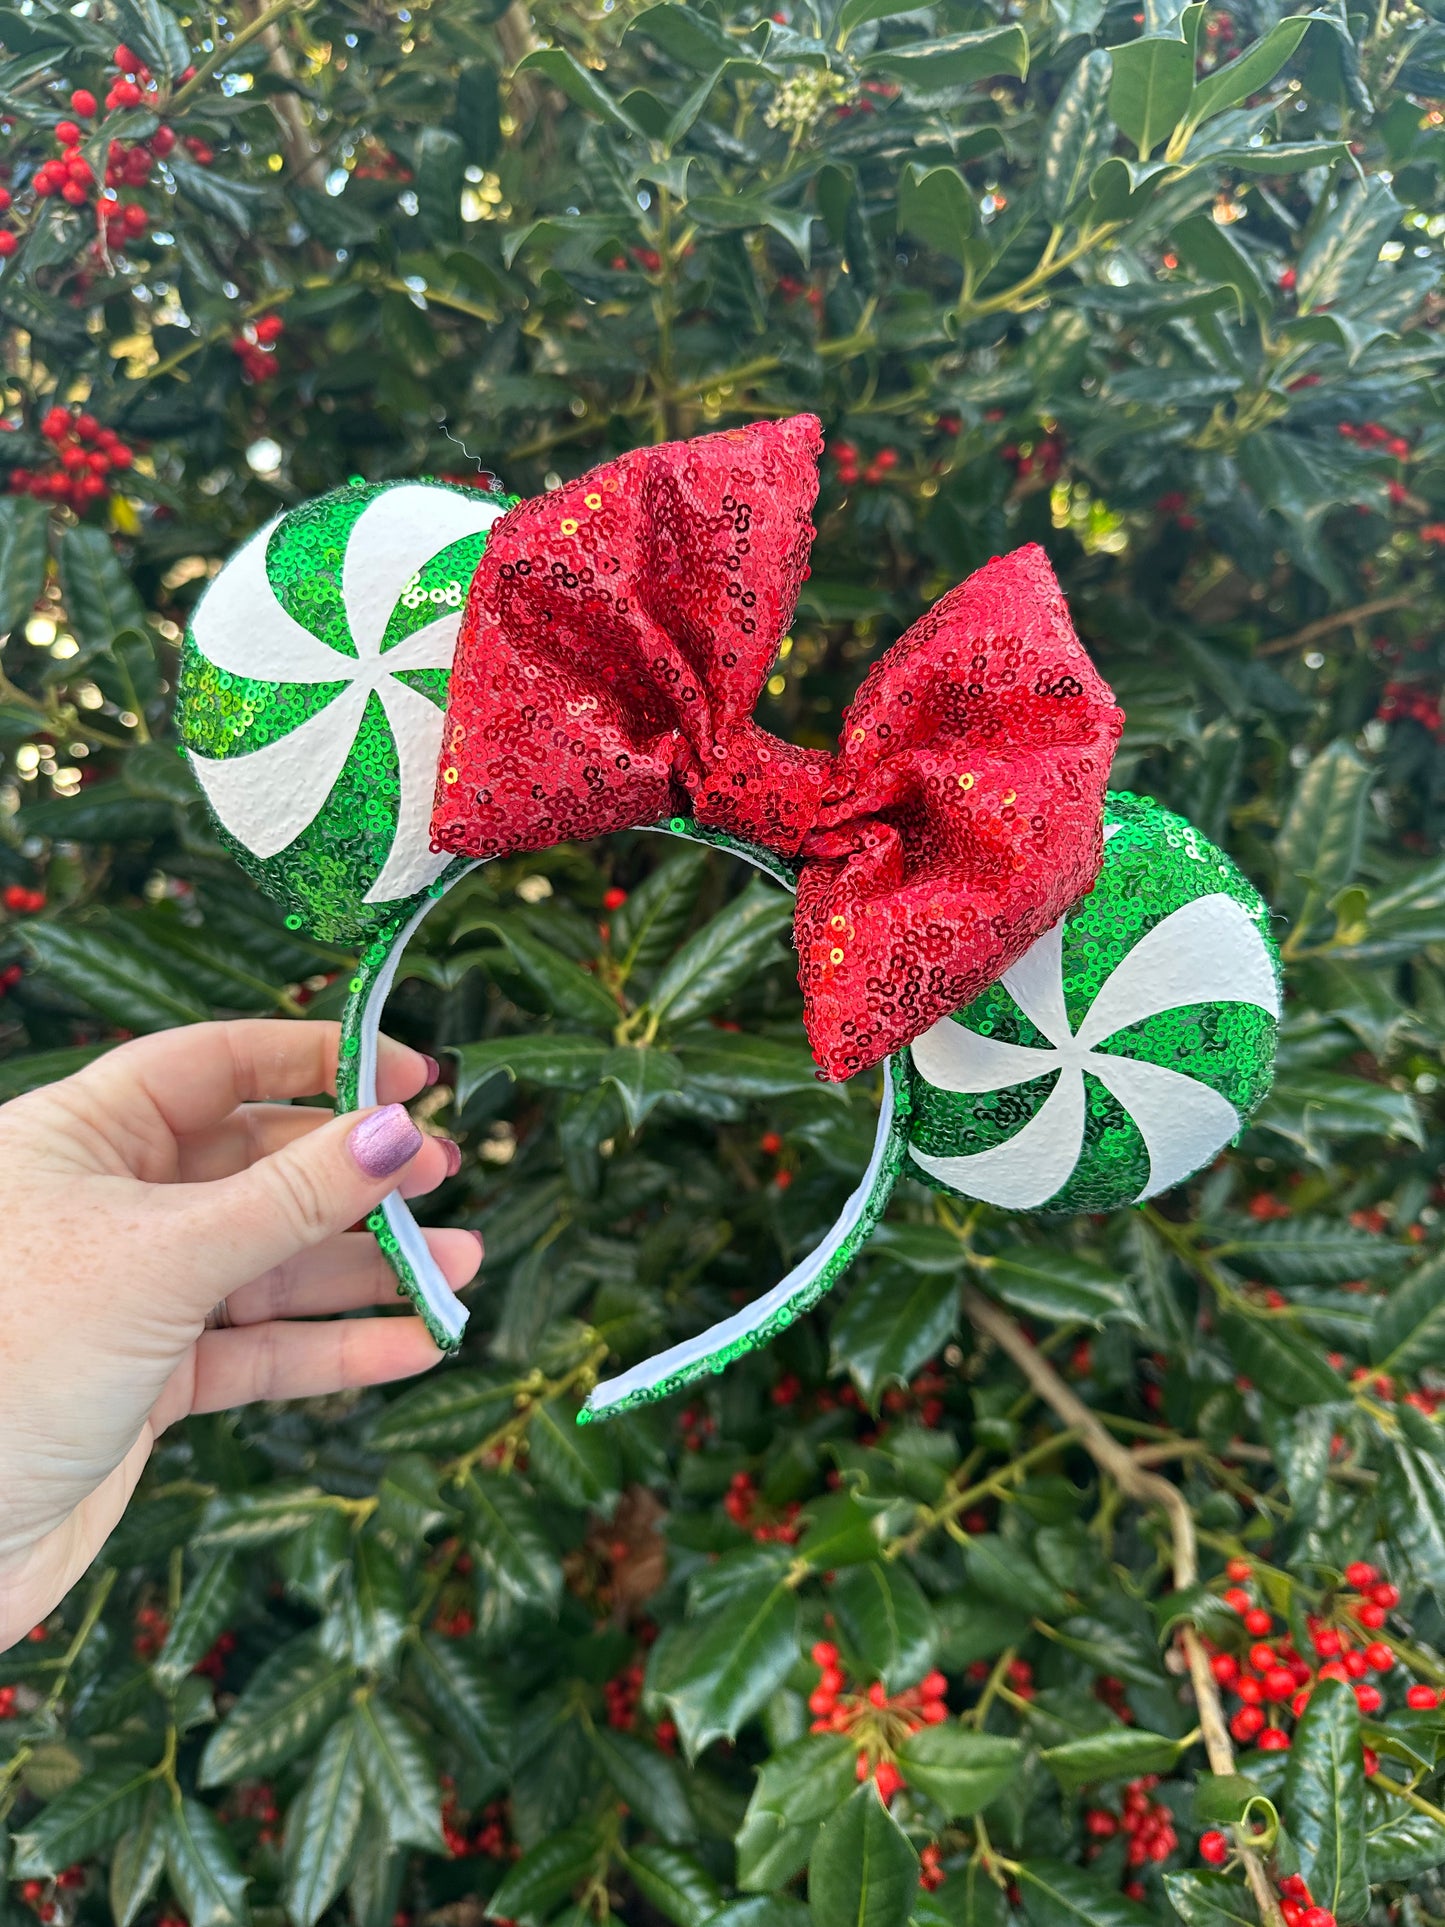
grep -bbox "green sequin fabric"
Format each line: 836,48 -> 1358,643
176,478 -> 513,944
903,791 -> 1280,1213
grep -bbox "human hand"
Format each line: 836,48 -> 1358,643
0,1019 -> 480,1652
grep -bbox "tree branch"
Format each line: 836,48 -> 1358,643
959,1282 -> 1287,1927
1256,593 -> 1411,657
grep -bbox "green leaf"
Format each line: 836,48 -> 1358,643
1163,1871 -> 1258,1927
830,1267 -> 959,1406
1378,1432 -> 1445,1591
895,1727 -> 1022,1816
487,1824 -> 602,1920
350,1698 -> 445,1853
589,1727 -> 694,1844
57,524 -> 146,651
168,155 -> 272,232
516,47 -> 643,128
610,846 -> 708,979
152,1554 -> 242,1692
109,1790 -> 168,1927
342,1535 -> 409,1674
529,1397 -> 622,1507
410,1634 -> 511,1788
808,1783 -> 917,1927
1297,176 -> 1402,315
961,1536 -> 1070,1619
165,1798 -> 250,1927
1172,213 -> 1268,321
599,1044 -> 684,1129
368,1369 -> 517,1451
797,1492 -> 883,1569
1370,1253 -> 1445,1374
1364,1803 -> 1445,1880
199,1632 -> 354,1787
648,879 -> 793,1030
1041,51 -> 1116,221
626,4 -> 738,71
1016,1859 -> 1154,1927
1187,15 -> 1318,124
675,1036 -> 827,1101
622,1843 -> 723,1927
1193,1773 -> 1278,1830
650,1576 -> 798,1757
1283,1677 -> 1369,1923
451,1034 -> 611,1105
1255,1073 -> 1424,1155
282,1718 -> 366,1927
1107,34 -> 1194,160
898,165 -> 979,267
1215,1310 -> 1344,1409
196,1487 -> 345,1549
12,1763 -> 153,1876
1039,1727 -> 1186,1790
1217,1221 -> 1413,1287
738,1736 -> 858,1890
0,497 -> 51,643
862,24 -> 1028,90
456,913 -> 618,1028
22,921 -> 211,1032
984,1249 -> 1140,1327
0,1044 -> 109,1103
831,1563 -> 937,1691
465,1471 -> 563,1612
1275,740 -> 1372,918
414,127 -> 464,247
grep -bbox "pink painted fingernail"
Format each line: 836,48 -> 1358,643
422,1053 -> 441,1086
348,1104 -> 423,1179
439,1137 -> 462,1178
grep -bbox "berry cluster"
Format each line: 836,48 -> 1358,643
16,1870 -> 85,1921
1339,419 -> 1412,460
229,1782 -> 280,1848
1377,679 -> 1444,741
1205,1557 -> 1427,1755
3,884 -> 45,913
192,1627 -> 237,1680
808,1641 -> 948,1806
724,1471 -> 801,1543
1083,1775 -> 1179,1897
231,313 -> 284,382
1002,432 -> 1065,483
441,1783 -> 516,1860
131,1600 -> 169,1661
833,442 -> 898,488
8,407 -> 134,511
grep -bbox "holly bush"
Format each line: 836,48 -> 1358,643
3,0 -> 1445,1925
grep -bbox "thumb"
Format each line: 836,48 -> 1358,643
165,1104 -> 438,1303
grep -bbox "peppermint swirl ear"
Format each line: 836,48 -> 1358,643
904,793 -> 1281,1212
176,477 -> 511,943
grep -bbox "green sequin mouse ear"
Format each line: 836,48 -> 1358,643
175,477 -> 512,1349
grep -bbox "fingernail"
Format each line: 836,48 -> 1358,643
439,1136 -> 462,1178
348,1104 -> 424,1179
466,1228 -> 485,1262
422,1053 -> 441,1087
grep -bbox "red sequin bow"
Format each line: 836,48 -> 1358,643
431,415 -> 1123,1081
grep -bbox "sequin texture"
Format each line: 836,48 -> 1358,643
431,416 -> 1124,1079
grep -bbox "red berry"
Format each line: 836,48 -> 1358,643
1223,1587 -> 1251,1614
122,203 -> 146,233
1407,1684 -> 1439,1709
872,1760 -> 903,1804
1243,1608 -> 1273,1636
1345,1562 -> 1378,1589
1264,1667 -> 1296,1702
1226,1558 -> 1252,1581
1365,1642 -> 1394,1672
0,231 -> 16,256
1236,1674 -> 1263,1705
253,313 -> 284,345
74,412 -> 98,439
600,884 -> 627,911
1230,1705 -> 1265,1741
150,124 -> 175,156
759,1131 -> 784,1156
1085,1810 -> 1118,1837
111,79 -> 141,107
1199,1831 -> 1229,1866
1249,1642 -> 1276,1673
811,1640 -> 838,1668
1280,1877 -> 1311,1904
1371,1583 -> 1401,1609
1354,1683 -> 1382,1715
1302,1910 -> 1336,1927
1211,1653 -> 1239,1686
1312,1627 -> 1341,1657
60,180 -> 87,204
1357,1602 -> 1387,1630
71,89 -> 96,117
114,42 -> 140,70
1362,1747 -> 1379,1777
1258,1728 -> 1291,1751
54,119 -> 80,145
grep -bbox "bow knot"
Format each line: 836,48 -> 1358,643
432,415 -> 1123,1080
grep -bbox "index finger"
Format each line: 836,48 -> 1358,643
77,1019 -> 432,1139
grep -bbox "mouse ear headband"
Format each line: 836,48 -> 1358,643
177,417 -> 1280,1420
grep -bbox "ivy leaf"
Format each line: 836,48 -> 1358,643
1282,1677 -> 1368,1923
282,1718 -> 366,1927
